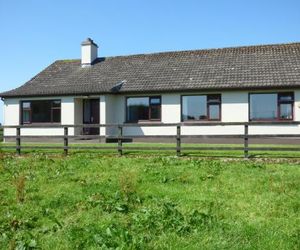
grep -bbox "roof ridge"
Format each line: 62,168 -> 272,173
105,41 -> 300,59
55,41 -> 300,63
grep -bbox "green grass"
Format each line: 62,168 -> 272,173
0,153 -> 299,249
1,141 -> 300,158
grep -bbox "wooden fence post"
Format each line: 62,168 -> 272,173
176,125 -> 181,156
64,126 -> 68,156
16,127 -> 21,155
244,124 -> 249,158
118,125 -> 123,156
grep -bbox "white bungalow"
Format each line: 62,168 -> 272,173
1,38 -> 300,139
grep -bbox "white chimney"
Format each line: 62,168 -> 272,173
81,38 -> 98,67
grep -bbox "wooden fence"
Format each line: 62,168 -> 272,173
1,121 -> 300,158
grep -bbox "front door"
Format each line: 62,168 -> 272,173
83,99 -> 100,135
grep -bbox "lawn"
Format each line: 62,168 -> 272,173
0,153 -> 299,249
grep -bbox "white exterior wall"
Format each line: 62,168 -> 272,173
3,90 -> 300,138
99,95 -> 106,136
3,98 -> 20,136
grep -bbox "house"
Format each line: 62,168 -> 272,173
1,38 -> 300,139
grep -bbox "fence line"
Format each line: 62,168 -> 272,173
1,122 -> 300,158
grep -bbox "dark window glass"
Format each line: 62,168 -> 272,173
207,95 -> 221,103
52,100 -> 61,108
52,109 -> 61,123
150,97 -> 161,105
126,97 -> 161,122
150,106 -> 161,120
31,101 -> 52,122
278,93 -> 293,101
250,94 -> 277,120
182,96 -> 207,121
149,97 -> 161,120
22,110 -> 31,123
83,100 -> 91,123
182,94 -> 221,121
21,100 -> 61,124
127,97 -> 149,122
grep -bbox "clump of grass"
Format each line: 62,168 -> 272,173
177,172 -> 192,184
243,161 -> 266,169
9,239 -> 16,250
15,174 -> 26,203
119,169 -> 138,201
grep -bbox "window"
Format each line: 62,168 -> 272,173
182,94 -> 221,121
207,95 -> 221,120
21,100 -> 61,124
126,96 -> 161,122
51,100 -> 61,123
149,97 -> 161,120
278,93 -> 293,119
22,102 -> 31,124
249,92 -> 293,121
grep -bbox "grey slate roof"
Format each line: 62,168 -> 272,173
1,42 -> 300,98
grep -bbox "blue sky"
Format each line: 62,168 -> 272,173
1,0 -> 300,123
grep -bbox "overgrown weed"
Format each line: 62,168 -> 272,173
15,174 -> 26,203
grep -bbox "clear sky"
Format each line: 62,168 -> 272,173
1,0 -> 300,123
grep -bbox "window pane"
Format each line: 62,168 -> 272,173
22,110 -> 30,123
279,103 -> 292,119
52,100 -> 61,108
31,101 -> 52,123
83,100 -> 91,123
182,96 -> 207,121
127,97 -> 149,122
22,102 -> 31,109
207,94 -> 221,103
250,94 -> 277,120
279,93 -> 293,102
150,106 -> 161,120
150,97 -> 161,105
52,109 -> 61,123
209,104 -> 220,120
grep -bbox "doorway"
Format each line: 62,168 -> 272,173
83,99 -> 100,135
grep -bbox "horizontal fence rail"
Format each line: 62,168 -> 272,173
1,122 -> 300,158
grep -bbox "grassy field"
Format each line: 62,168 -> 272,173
0,153 -> 299,249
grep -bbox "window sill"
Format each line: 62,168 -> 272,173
181,120 -> 221,123
249,120 -> 294,123
21,123 -> 61,127
124,121 -> 162,124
